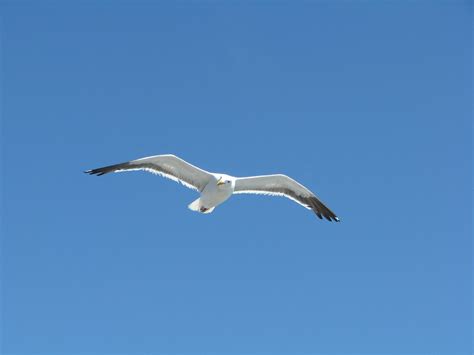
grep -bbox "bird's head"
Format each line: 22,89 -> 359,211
216,175 -> 233,188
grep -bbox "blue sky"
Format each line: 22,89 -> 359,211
1,1 -> 471,354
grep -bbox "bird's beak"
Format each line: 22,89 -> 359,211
217,178 -> 225,186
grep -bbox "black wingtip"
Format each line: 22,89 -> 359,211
84,168 -> 106,176
307,196 -> 340,222
84,162 -> 132,176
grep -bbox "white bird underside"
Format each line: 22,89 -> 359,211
85,154 -> 339,222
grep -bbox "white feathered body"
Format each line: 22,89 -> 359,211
188,174 -> 235,213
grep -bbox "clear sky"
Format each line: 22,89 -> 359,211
1,1 -> 472,354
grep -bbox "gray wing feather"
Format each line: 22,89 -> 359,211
85,154 -> 212,192
234,174 -> 339,221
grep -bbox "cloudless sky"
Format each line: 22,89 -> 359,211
1,1 -> 472,354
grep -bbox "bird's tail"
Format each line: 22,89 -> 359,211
187,198 -> 215,214
188,198 -> 201,212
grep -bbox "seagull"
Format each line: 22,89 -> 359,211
85,154 -> 340,221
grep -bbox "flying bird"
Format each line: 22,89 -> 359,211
85,154 -> 340,221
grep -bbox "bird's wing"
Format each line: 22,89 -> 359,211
234,174 -> 339,221
85,154 -> 212,192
